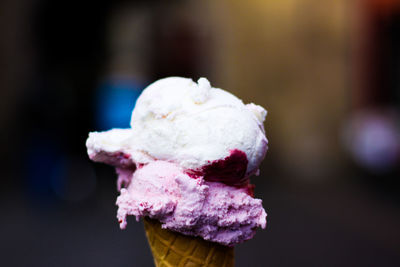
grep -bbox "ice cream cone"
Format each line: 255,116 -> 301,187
143,217 -> 234,267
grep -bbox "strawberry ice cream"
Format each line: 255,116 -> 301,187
86,77 -> 268,246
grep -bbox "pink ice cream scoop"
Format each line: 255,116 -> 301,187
86,77 -> 268,246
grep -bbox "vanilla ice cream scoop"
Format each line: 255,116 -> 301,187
87,77 -> 268,186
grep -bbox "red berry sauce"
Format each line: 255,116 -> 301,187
187,149 -> 249,187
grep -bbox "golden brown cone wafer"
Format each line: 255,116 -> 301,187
143,217 -> 234,267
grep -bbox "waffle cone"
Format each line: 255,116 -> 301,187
143,218 -> 234,267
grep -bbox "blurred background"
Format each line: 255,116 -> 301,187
1,0 -> 400,266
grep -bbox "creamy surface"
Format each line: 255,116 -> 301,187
116,161 -> 266,246
88,77 -> 268,177
86,77 -> 268,246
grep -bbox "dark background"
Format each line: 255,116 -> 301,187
1,0 -> 400,266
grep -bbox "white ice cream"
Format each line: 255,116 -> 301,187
87,77 -> 268,175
